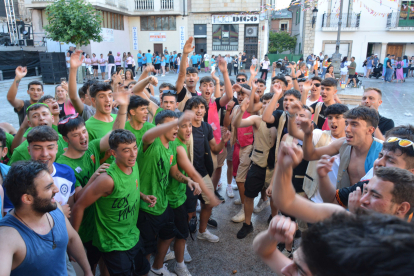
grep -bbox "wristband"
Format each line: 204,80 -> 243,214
286,111 -> 296,118
292,77 -> 297,80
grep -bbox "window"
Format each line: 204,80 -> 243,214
212,24 -> 239,51
296,10 -> 301,25
399,1 -> 414,27
100,11 -> 124,30
140,16 -> 176,31
280,22 -> 288,31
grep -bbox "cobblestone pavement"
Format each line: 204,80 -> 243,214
1,71 -> 413,276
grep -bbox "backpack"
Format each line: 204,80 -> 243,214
340,62 -> 345,69
397,62 -> 402,69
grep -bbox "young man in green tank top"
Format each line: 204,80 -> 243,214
71,129 -> 154,275
233,93 -> 277,239
126,95 -> 155,145
137,110 -> 200,276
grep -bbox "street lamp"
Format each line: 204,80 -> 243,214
332,0 -> 344,79
312,7 -> 318,28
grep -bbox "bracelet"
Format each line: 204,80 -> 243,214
292,77 -> 297,80
286,111 -> 296,118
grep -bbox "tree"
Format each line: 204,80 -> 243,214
44,0 -> 103,83
268,31 -> 297,54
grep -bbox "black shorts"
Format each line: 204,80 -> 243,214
136,208 -> 176,255
101,237 -> 150,276
172,204 -> 189,239
83,241 -> 102,270
192,64 -> 198,68
174,64 -> 178,69
348,74 -> 356,79
170,62 -> 174,67
92,65 -> 98,70
184,185 -> 198,213
154,64 -> 161,70
244,163 -> 267,198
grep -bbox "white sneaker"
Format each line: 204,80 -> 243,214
149,263 -> 177,276
254,198 -> 270,213
231,206 -> 245,222
184,244 -> 192,263
174,263 -> 192,276
162,75 -> 165,77
226,186 -> 234,198
196,200 -> 201,212
164,249 -> 175,262
197,229 -> 219,242
234,198 -> 241,205
232,179 -> 238,190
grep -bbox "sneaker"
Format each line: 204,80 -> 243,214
189,216 -> 198,234
232,179 -> 238,190
149,263 -> 177,276
215,190 -> 225,202
207,218 -> 218,228
281,248 -> 293,258
231,206 -> 245,223
173,263 -> 192,276
196,200 -> 201,212
234,198 -> 242,205
237,222 -> 254,239
197,229 -> 219,242
164,249 -> 175,262
254,198 -> 269,213
217,181 -> 222,189
184,244 -> 192,263
226,186 -> 234,198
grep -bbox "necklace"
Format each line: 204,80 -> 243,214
14,211 -> 56,250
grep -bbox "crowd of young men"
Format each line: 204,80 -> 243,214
0,36 -> 413,276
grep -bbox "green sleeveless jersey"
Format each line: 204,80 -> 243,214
167,139 -> 187,209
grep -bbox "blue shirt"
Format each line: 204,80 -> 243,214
145,53 -> 152,64
365,139 -> 384,173
197,55 -> 202,62
210,58 -> 216,66
155,56 -> 161,64
190,55 -> 198,64
137,53 -> 142,63
165,54 -> 170,63
173,54 -> 177,62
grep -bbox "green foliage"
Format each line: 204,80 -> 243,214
44,0 -> 103,47
268,31 -> 297,54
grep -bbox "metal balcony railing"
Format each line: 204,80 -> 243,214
135,0 -> 154,10
160,0 -> 174,10
105,0 -> 116,6
322,13 -> 361,28
118,0 -> 128,9
387,12 -> 398,28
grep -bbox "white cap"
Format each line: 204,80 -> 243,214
374,53 -> 378,56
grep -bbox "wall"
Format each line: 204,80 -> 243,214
270,18 -> 292,34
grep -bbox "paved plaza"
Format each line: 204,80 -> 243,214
0,72 -> 413,275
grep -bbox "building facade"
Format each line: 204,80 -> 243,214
270,9 -> 292,34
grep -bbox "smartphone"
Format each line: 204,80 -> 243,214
60,77 -> 67,83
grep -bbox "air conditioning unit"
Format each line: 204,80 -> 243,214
246,26 -> 258,37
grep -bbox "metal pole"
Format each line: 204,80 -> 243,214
332,0 -> 344,78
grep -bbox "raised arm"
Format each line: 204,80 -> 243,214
68,50 -> 85,115
287,63 -> 300,91
316,155 -> 339,204
272,142 -> 345,224
11,116 -> 29,153
7,67 -> 27,111
176,37 -> 195,94
262,83 -> 283,124
211,70 -> 221,99
286,101 -> 305,141
248,64 -> 258,87
218,57 -> 234,106
247,80 -> 263,114
234,98 -> 260,129
300,79 -> 313,105
223,101 -> 235,128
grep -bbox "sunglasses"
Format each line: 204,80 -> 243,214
236,78 -> 246,82
314,83 -> 321,87
58,113 -> 79,125
386,137 -> 414,149
162,90 -> 177,95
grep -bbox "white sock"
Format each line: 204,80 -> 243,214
176,260 -> 186,268
152,266 -> 162,273
227,184 -> 232,187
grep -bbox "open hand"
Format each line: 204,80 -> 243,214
70,50 -> 84,69
183,37 -> 195,55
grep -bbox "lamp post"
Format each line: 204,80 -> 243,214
331,0 -> 344,78
312,7 -> 318,28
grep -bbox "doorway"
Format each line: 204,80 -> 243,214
195,38 -> 206,55
367,43 -> 374,57
387,44 -> 403,58
154,43 -> 163,55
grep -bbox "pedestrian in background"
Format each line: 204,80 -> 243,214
395,57 -> 404,83
260,55 -> 270,81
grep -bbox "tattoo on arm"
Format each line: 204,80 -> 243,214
175,172 -> 188,184
16,79 -> 20,88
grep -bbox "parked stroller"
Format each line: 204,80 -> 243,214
370,63 -> 383,79
347,72 -> 363,88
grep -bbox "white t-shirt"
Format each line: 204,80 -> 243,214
340,61 -> 349,74
306,98 -> 319,107
252,58 -> 258,65
360,167 -> 373,181
204,54 -> 210,61
261,60 -> 270,70
127,56 -> 133,64
51,163 -> 76,205
66,57 -> 70,68
311,135 -> 340,203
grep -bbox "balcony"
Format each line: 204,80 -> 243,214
386,12 -> 414,31
321,13 -> 360,31
135,0 -> 154,10
160,0 -> 174,10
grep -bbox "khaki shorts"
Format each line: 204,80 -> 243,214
216,126 -> 229,168
264,168 -> 274,189
200,175 -> 215,205
235,144 -> 253,183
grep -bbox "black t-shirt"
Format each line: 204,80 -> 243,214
336,181 -> 368,207
58,103 -> 65,119
276,96 -> 284,111
378,114 -> 394,135
220,97 -> 238,126
386,59 -> 392,69
192,123 -> 214,178
310,102 -> 328,129
242,55 -> 247,62
266,110 -> 288,170
108,55 -> 115,64
178,87 -> 198,103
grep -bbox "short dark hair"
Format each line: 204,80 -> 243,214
302,105 -> 312,113
28,81 -> 43,91
236,73 -> 248,80
271,75 -> 288,87
4,161 -> 49,209
199,76 -> 216,86
78,87 -> 86,99
27,126 -> 59,144
89,83 -> 113,98
383,125 -> 414,169
324,103 -> 349,117
344,106 -> 379,128
184,96 -> 208,113
256,79 -> 266,86
82,79 -> 98,95
128,95 -> 149,115
311,76 -> 322,83
375,167 -> 414,216
301,212 -> 414,276
0,128 -> 6,148
27,103 -> 50,118
161,91 -> 178,102
284,89 -> 301,100
159,83 -> 176,91
109,129 -> 136,150
58,115 -> 85,137
260,93 -> 274,102
219,81 -> 224,87
186,67 -> 198,74
240,83 -> 251,90
321,78 -> 337,87
154,109 -> 179,125
39,95 -> 55,103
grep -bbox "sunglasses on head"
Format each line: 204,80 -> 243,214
58,113 -> 79,125
237,78 -> 246,82
386,137 -> 414,149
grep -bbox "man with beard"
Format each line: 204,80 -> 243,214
0,161 -> 92,276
